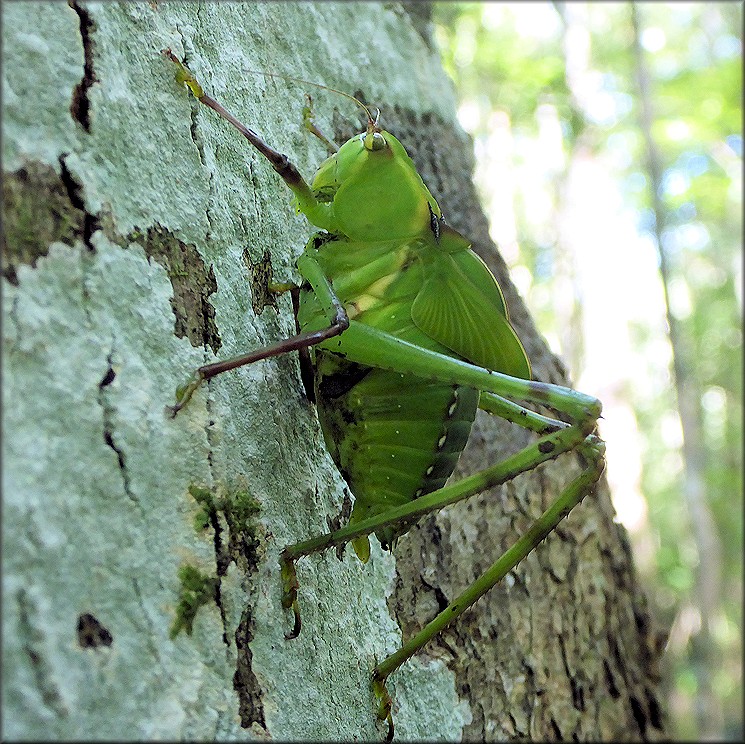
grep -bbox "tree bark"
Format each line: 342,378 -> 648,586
2,1 -> 665,740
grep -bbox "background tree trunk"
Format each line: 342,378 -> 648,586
2,1 -> 666,740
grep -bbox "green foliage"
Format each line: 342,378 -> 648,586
189,485 -> 215,533
433,2 -> 742,739
187,483 -> 262,568
171,485 -> 263,639
169,564 -> 219,638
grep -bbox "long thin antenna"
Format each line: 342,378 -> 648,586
244,69 -> 375,124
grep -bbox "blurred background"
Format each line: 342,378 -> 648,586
431,2 -> 742,740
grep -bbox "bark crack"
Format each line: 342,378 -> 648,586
68,0 -> 97,132
559,632 -> 586,713
202,463 -> 230,648
16,588 -> 69,718
97,348 -> 140,509
132,577 -> 162,664
233,607 -> 266,731
186,482 -> 267,731
58,154 -> 98,252
175,29 -> 216,239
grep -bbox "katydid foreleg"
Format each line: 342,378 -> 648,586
163,50 -> 337,230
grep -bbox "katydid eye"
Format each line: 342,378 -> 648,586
364,131 -> 387,152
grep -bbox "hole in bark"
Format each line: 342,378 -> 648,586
77,613 -> 113,648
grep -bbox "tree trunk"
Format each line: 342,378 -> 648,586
2,1 -> 666,740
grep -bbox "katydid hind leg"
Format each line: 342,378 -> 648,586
478,390 -> 570,435
371,437 -> 605,732
294,254 -> 601,432
321,318 -> 601,433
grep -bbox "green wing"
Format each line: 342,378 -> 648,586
411,237 -> 531,379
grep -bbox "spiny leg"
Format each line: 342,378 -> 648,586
478,390 -> 570,434
280,427 -> 594,562
372,437 -> 605,740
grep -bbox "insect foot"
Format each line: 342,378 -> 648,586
372,670 -> 394,743
279,551 -> 302,639
165,370 -> 206,418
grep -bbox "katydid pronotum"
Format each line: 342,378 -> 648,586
164,51 -> 605,740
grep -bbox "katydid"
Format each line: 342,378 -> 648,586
164,51 -> 605,740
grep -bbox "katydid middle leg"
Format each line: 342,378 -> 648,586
166,264 -> 349,417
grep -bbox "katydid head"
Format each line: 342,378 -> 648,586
244,69 -> 443,241
304,103 -> 443,242
315,128 -> 443,242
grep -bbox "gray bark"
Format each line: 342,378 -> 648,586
2,1 -> 665,740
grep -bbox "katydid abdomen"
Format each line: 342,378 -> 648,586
314,354 -> 479,558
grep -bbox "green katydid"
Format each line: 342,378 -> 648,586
164,51 -> 605,740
